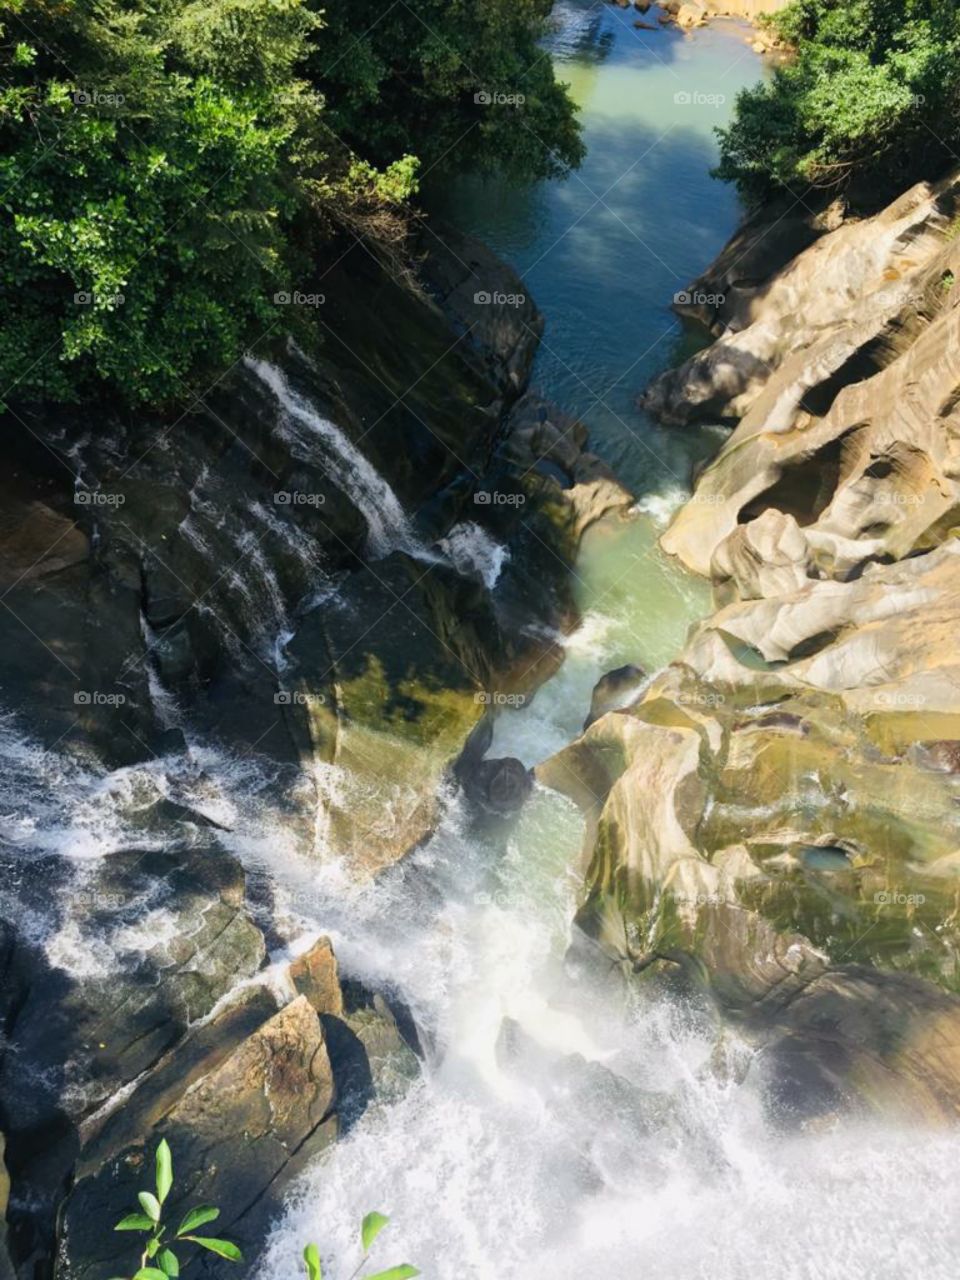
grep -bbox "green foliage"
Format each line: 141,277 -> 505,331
303,1210 -> 419,1280
715,0 -> 960,203
0,0 -> 579,406
310,0 -> 584,182
109,1140 -> 242,1280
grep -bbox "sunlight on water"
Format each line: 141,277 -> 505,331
490,510 -> 710,763
429,1 -> 766,495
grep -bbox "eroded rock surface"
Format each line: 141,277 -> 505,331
547,167 -> 960,1124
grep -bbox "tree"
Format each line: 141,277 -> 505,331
0,0 -> 581,406
715,0 -> 960,205
309,0 -> 584,182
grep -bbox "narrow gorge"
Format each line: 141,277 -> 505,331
1,2 -> 959,1278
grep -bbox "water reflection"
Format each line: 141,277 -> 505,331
427,9 -> 767,497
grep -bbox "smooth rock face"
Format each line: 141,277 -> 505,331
545,165 -> 960,1122
657,170 -> 960,578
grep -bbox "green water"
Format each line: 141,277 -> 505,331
431,2 -> 768,759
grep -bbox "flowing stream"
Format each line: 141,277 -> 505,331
253,6 -> 960,1278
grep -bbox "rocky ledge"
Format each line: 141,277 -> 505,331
544,166 -> 960,1127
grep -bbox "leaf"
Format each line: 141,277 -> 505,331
155,1139 -> 173,1205
177,1205 -> 219,1236
365,1268 -> 420,1280
158,1247 -> 180,1277
361,1211 -> 390,1252
303,1242 -> 322,1280
139,1191 -> 162,1223
115,1213 -> 155,1232
183,1236 -> 243,1262
132,1270 -> 169,1280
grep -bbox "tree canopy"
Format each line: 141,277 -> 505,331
0,0 -> 582,406
715,0 -> 960,205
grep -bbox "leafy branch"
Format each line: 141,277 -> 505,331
110,1140 -> 242,1280
302,1211 -> 418,1280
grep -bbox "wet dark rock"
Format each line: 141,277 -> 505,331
0,840 -> 264,1269
460,755 -> 533,816
584,663 -> 647,729
0,214 -> 585,1278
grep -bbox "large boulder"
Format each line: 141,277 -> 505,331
643,170 -> 960,432
584,663 -> 647,729
59,997 -> 337,1279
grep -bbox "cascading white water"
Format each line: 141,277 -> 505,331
5,503 -> 960,1278
437,521 -> 510,591
246,357 -> 431,561
246,357 -> 511,585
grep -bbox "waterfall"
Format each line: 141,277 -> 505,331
437,521 -> 510,590
245,357 -> 431,561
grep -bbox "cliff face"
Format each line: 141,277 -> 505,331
0,229 -> 634,1278
545,169 -> 960,1126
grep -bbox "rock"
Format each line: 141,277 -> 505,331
59,997 -> 336,1280
646,169 -> 960,431
710,508 -> 811,603
78,985 -> 281,1174
539,162 -> 960,1120
677,0 -> 708,27
918,740 -> 960,773
657,174 -> 960,581
634,0 -> 651,9
0,840 -> 265,1267
290,935 -> 344,1016
460,755 -> 534,815
585,663 -> 647,729
0,487 -> 87,589
0,1135 -> 13,1280
324,983 -> 421,1123
753,967 -> 960,1127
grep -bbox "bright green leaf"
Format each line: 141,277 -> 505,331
183,1236 -> 243,1262
132,1269 -> 168,1280
115,1213 -> 155,1232
365,1267 -> 420,1280
361,1211 -> 390,1252
139,1191 -> 162,1223
155,1139 -> 173,1204
158,1247 -> 180,1276
176,1206 -> 219,1236
303,1242 -> 322,1280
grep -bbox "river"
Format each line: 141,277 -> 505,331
256,7 -> 960,1280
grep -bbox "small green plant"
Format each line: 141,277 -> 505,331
303,1212 -> 418,1280
111,1139 -> 242,1279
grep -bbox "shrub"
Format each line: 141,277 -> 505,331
715,0 -> 960,204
